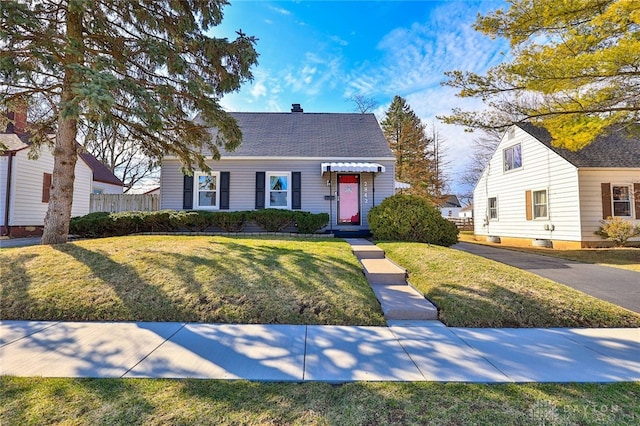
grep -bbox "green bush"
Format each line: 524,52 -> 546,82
368,194 -> 459,246
169,211 -> 215,232
140,210 -> 174,232
70,209 -> 330,237
294,211 -> 329,234
595,216 -> 640,247
213,211 -> 247,232
250,209 -> 296,232
69,212 -> 112,238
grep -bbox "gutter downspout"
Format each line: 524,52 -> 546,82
3,152 -> 15,236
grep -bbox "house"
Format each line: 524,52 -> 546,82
78,152 -> 124,194
160,104 -> 396,233
1,110 -> 122,237
439,194 -> 462,218
459,204 -> 473,219
474,122 -> 640,248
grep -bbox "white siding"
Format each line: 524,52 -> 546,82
9,148 -> 92,226
160,158 -> 396,230
93,181 -> 123,194
578,168 -> 640,242
0,156 -> 8,226
473,126 -> 582,241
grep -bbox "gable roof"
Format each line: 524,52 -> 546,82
201,112 -> 394,158
78,152 -> 124,186
516,122 -> 640,168
2,125 -> 123,186
440,194 -> 462,208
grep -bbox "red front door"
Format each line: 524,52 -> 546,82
338,174 -> 360,225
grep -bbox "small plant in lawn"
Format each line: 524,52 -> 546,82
595,216 -> 640,247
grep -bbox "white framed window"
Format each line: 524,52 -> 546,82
194,171 -> 219,209
488,197 -> 498,220
612,185 -> 632,217
266,172 -> 291,209
503,143 -> 522,172
532,189 -> 548,219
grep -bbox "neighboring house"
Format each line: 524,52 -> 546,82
474,122 -> 640,248
439,194 -> 462,218
459,204 -> 473,219
143,187 -> 160,196
79,152 -> 124,194
160,104 -> 396,233
1,111 -> 121,237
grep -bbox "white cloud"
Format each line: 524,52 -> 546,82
269,6 -> 291,15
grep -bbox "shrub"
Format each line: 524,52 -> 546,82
170,211 -> 215,232
213,211 -> 247,232
294,211 -> 329,234
595,216 -> 640,247
250,209 -> 295,232
110,211 -> 145,235
368,194 -> 458,246
140,210 -> 174,232
69,212 -> 112,237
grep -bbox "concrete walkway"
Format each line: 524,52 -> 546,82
1,320 -> 638,382
453,242 -> 640,314
346,238 -> 438,321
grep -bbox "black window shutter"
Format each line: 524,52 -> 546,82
183,175 -> 193,210
220,172 -> 230,210
255,172 -> 265,209
292,172 -> 301,209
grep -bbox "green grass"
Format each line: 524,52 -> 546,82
379,242 -> 640,328
459,232 -> 640,272
0,235 -> 385,326
1,378 -> 638,425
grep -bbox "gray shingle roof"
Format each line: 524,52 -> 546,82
517,122 -> 640,168
204,112 -> 393,158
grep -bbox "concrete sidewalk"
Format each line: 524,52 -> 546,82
1,320 -> 638,382
453,242 -> 640,314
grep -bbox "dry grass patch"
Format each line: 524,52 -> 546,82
379,242 -> 640,328
0,236 -> 385,325
1,378 -> 638,425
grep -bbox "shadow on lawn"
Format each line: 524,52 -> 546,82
51,244 -> 192,321
0,253 -> 40,320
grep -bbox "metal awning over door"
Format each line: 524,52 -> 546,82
320,162 -> 385,175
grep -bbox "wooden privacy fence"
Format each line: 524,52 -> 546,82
90,193 -> 160,213
447,217 -> 474,231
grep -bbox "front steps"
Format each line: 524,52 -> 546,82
347,238 -> 438,322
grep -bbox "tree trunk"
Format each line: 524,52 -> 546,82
41,118 -> 79,244
41,6 -> 83,245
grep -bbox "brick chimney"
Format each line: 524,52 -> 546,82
6,99 -> 27,134
291,103 -> 303,113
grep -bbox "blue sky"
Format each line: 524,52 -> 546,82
214,0 -> 510,197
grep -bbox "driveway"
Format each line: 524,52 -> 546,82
452,242 -> 640,314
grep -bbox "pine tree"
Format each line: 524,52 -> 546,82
441,0 -> 640,150
381,96 -> 443,203
0,0 -> 258,244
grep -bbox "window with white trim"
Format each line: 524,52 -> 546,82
503,143 -> 522,172
194,171 -> 219,209
612,185 -> 631,217
488,197 -> 498,220
533,189 -> 548,219
266,172 -> 290,209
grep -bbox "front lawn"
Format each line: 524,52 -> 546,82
380,242 -> 640,328
1,378 -> 638,425
0,236 -> 385,326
